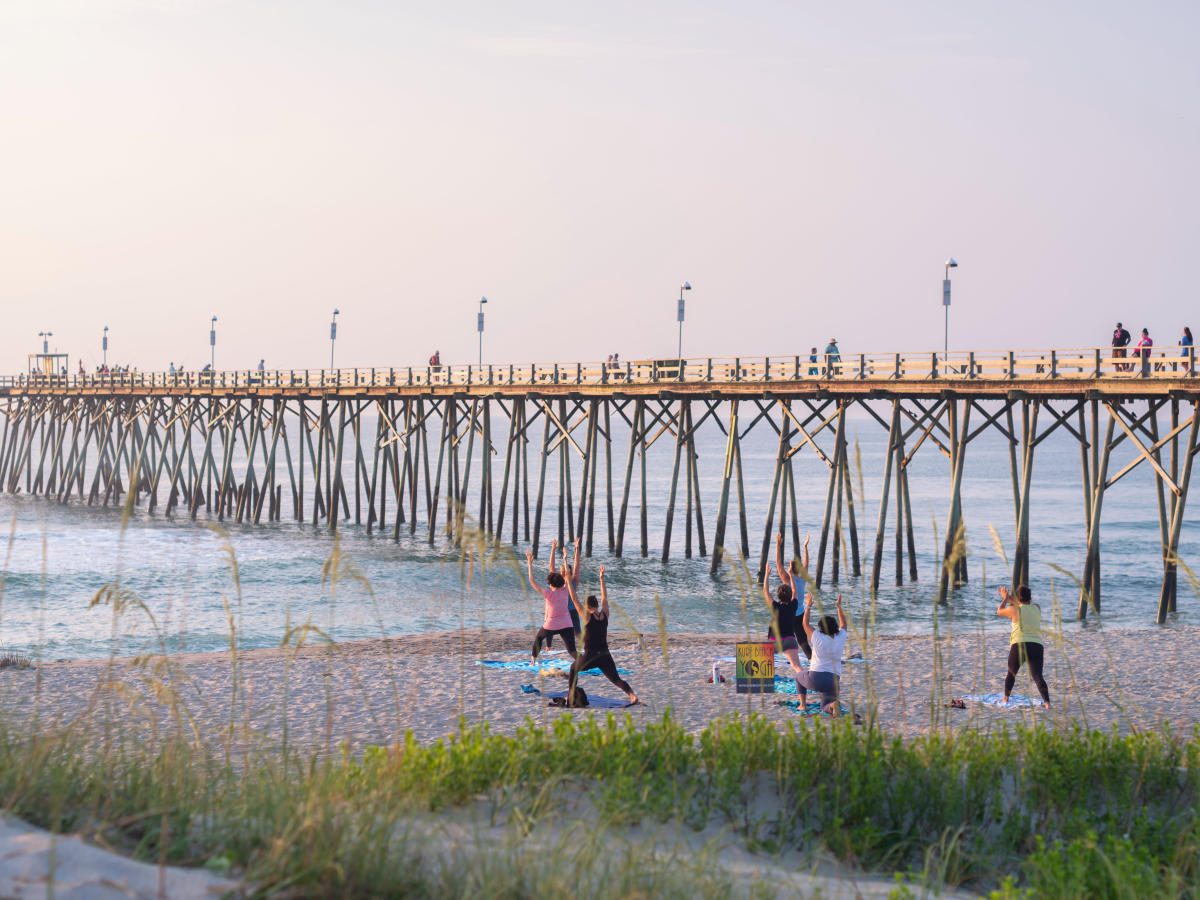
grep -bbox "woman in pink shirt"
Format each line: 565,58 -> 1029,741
1134,328 -> 1154,374
526,549 -> 578,662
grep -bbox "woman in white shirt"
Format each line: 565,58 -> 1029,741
796,593 -> 848,715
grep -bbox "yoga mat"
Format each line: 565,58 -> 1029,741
962,693 -> 1042,709
520,685 -> 633,709
477,659 -> 632,676
776,699 -> 850,717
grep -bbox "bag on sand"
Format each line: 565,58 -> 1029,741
549,686 -> 589,708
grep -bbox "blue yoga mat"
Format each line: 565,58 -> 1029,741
776,699 -> 850,717
520,684 -> 633,709
962,693 -> 1043,709
477,659 -> 633,676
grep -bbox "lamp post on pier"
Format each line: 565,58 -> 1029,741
38,331 -> 52,354
677,282 -> 691,361
209,316 -> 217,370
943,258 -> 957,361
102,326 -> 108,367
330,308 -> 340,370
477,296 -> 487,367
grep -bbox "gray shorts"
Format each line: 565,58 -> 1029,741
795,669 -> 839,707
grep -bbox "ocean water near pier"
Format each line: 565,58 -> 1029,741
0,408 -> 1193,661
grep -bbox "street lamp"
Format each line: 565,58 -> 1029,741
943,258 -> 957,360
477,297 -> 487,367
38,331 -> 53,354
330,308 -> 340,370
209,316 -> 217,369
677,282 -> 691,360
102,326 -> 109,367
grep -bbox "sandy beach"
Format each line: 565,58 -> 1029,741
0,622 -> 1194,754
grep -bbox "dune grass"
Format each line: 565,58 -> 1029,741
0,707 -> 1196,897
0,482 -> 1198,898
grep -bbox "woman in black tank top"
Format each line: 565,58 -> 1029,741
566,566 -> 637,704
762,533 -> 812,678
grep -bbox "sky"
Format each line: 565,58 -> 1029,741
3,1 -> 1198,373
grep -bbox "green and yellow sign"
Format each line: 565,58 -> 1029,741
735,642 -> 776,694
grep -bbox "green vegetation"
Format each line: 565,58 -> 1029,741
0,494 -> 1195,897
0,710 -> 1195,897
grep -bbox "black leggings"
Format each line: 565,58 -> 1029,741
567,649 -> 632,697
533,627 -> 577,660
1004,642 -> 1050,703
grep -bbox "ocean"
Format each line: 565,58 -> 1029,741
0,404 -> 1192,660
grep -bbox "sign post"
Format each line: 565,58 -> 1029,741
735,642 -> 776,694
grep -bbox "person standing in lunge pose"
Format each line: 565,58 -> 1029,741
996,585 -> 1051,708
527,549 -> 577,662
796,593 -> 849,715
566,566 -> 637,705
550,538 -> 583,635
763,533 -> 813,668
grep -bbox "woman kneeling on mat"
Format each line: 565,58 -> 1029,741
796,593 -> 848,715
566,566 -> 638,705
997,585 -> 1051,708
527,549 -> 577,662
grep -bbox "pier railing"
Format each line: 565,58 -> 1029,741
4,345 -> 1197,391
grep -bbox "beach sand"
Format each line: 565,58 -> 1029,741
0,623 -> 1193,753
0,623 -> 1190,898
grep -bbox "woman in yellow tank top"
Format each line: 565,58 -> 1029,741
996,585 -> 1051,707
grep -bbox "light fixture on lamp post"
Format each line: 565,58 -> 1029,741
943,258 -> 957,360
209,316 -> 217,370
330,309 -> 340,370
677,282 -> 691,360
477,297 -> 487,366
38,331 -> 53,354
102,326 -> 108,367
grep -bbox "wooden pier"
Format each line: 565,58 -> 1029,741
2,345 -> 1197,623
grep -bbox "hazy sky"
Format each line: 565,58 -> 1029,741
4,1 -> 1198,372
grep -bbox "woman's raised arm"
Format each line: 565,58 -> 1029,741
565,565 -> 587,618
996,585 -> 1017,619
800,594 -> 816,639
525,550 -> 541,593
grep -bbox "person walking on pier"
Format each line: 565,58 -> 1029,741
824,339 -> 841,376
1134,328 -> 1154,375
1178,327 -> 1193,372
527,549 -> 577,662
996,585 -> 1051,708
1112,322 -> 1131,371
796,593 -> 848,715
565,566 -> 638,706
808,348 -> 818,376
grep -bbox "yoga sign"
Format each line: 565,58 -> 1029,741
735,642 -> 776,694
